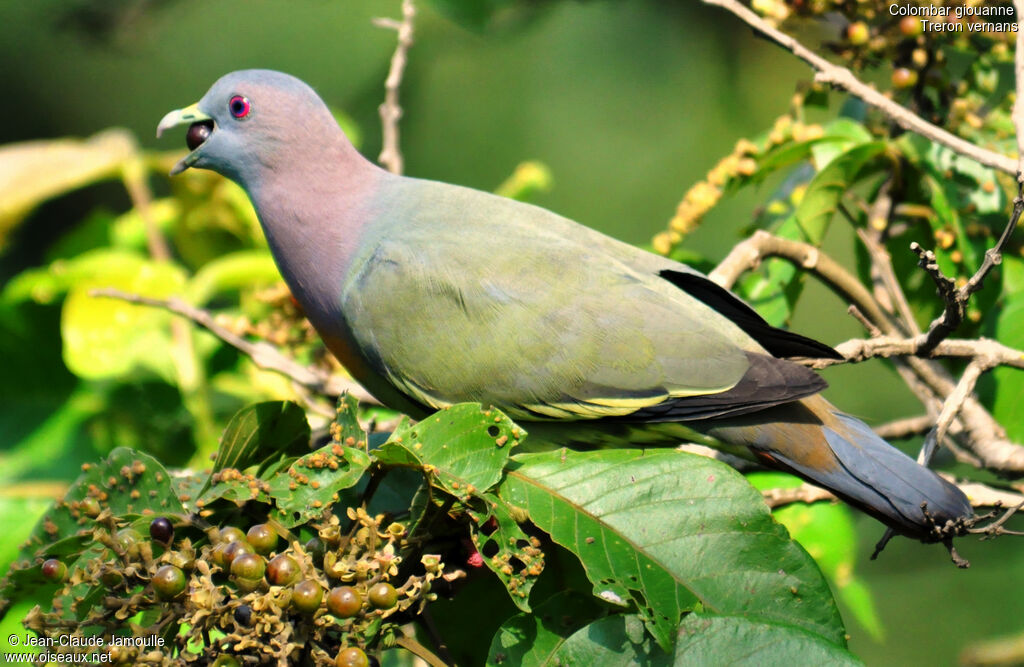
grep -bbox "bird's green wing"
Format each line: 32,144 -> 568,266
341,180 -> 823,421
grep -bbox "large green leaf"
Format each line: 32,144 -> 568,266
499,449 -> 845,650
673,614 -> 862,665
487,591 -> 607,666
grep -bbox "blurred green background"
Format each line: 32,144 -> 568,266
0,1 -> 1021,664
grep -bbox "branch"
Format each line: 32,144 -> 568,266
375,0 -> 416,175
90,288 -> 380,405
702,0 -> 1017,175
709,229 -> 893,331
761,478 -> 1024,511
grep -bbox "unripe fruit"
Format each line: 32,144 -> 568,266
222,540 -> 255,566
367,582 -> 398,609
149,517 -> 174,544
327,586 -> 362,618
291,579 -> 324,613
266,554 -> 301,586
153,565 -> 186,599
219,527 -> 246,543
212,657 -> 241,667
336,647 -> 370,667
80,497 -> 101,517
41,558 -> 66,581
246,524 -> 277,554
231,553 -> 266,580
847,21 -> 869,45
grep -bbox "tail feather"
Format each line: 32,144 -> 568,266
702,396 -> 973,537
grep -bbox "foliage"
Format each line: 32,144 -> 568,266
2,0 -> 1024,663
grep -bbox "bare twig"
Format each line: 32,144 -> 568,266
709,230 -> 893,330
761,478 -> 1024,511
90,288 -> 380,405
375,0 -> 416,175
919,361 -> 985,466
762,483 -> 836,508
702,0 -> 1017,175
856,227 -> 920,336
912,192 -> 1023,356
874,415 -> 933,441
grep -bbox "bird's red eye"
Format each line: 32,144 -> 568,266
229,95 -> 250,119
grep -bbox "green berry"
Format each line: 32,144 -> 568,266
222,540 -> 254,566
41,558 -> 66,581
367,582 -> 398,609
212,657 -> 241,667
327,586 -> 362,618
291,579 -> 323,613
219,526 -> 246,543
336,647 -> 369,667
153,564 -> 186,599
246,523 -> 277,554
80,497 -> 101,517
305,537 -> 325,564
266,554 -> 301,586
231,553 -> 265,580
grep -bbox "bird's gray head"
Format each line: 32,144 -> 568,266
157,69 -> 346,186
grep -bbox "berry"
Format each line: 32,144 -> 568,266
80,497 -> 101,517
327,586 -> 362,618
899,15 -> 923,37
222,540 -> 255,566
336,647 -> 370,667
305,537 -> 326,564
367,582 -> 398,609
233,604 -> 253,626
266,554 -> 300,586
212,657 -> 241,667
219,526 -> 246,543
41,558 -> 66,581
846,21 -> 869,45
153,565 -> 186,599
246,524 -> 277,554
149,517 -> 174,544
892,68 -> 919,88
291,579 -> 323,613
231,553 -> 266,580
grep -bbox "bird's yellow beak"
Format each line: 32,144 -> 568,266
156,102 -> 210,138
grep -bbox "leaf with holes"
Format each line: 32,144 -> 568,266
469,492 -> 544,612
499,449 -> 845,650
268,444 -> 371,528
375,403 -> 523,498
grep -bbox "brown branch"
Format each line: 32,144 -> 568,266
920,361 -> 984,466
702,0 -> 1017,175
762,483 -> 836,509
709,230 -> 894,331
761,478 -> 1023,511
375,0 -> 416,175
873,415 -> 933,441
89,288 -> 380,405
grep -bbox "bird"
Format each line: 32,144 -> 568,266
157,69 -> 972,539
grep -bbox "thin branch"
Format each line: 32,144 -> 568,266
702,0 -> 1017,175
873,415 -> 933,441
90,288 -> 380,405
375,0 -> 416,175
762,483 -> 836,508
709,229 -> 894,331
919,361 -> 984,466
856,226 -> 920,336
761,478 -> 1024,511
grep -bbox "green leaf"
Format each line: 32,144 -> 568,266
60,250 -> 188,381
209,401 -> 311,478
675,614 -> 861,665
185,249 -> 281,305
0,130 -> 136,248
549,614 -> 666,665
487,591 -> 607,666
500,449 -> 845,650
267,443 -> 371,528
1,448 -> 183,608
376,404 -> 523,497
468,492 -> 544,612
747,472 -> 882,640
